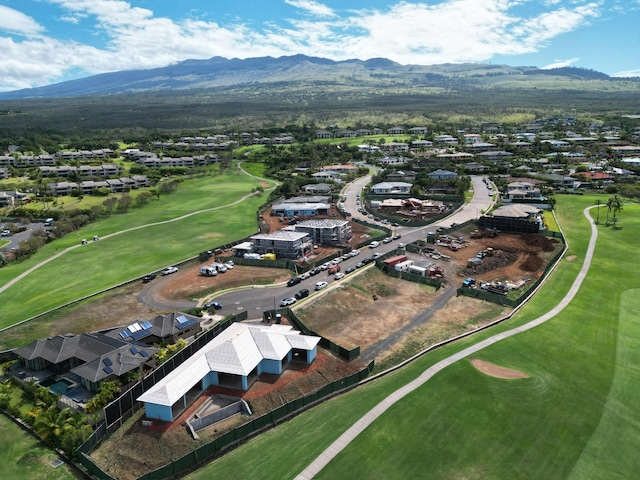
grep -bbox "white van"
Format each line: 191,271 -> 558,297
199,266 -> 218,276
44,218 -> 54,226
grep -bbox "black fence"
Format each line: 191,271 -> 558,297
477,215 -> 542,234
137,360 -> 374,480
282,308 -> 361,361
76,312 -> 249,468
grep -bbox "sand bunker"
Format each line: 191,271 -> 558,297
470,358 -> 529,379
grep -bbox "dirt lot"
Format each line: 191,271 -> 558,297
83,231 -> 560,479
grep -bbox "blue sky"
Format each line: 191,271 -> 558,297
0,0 -> 638,92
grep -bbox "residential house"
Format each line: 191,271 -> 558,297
302,183 -> 332,194
427,169 -> 458,181
378,156 -> 409,166
387,126 -> 405,135
505,181 -> 544,201
13,332 -> 158,393
316,130 -> 332,139
370,182 -> 412,194
383,142 -> 410,152
408,126 -> 428,135
137,323 -> 320,422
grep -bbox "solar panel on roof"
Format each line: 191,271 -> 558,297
175,317 -> 197,330
139,350 -> 148,357
141,321 -> 152,329
130,347 -> 138,355
103,358 -> 113,367
176,315 -> 188,324
128,322 -> 142,333
119,330 -> 130,339
103,366 -> 113,374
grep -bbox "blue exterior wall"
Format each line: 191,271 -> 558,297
202,371 -> 219,389
144,402 -> 173,422
306,347 -> 317,363
260,358 -> 283,375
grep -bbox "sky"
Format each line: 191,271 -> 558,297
0,0 -> 638,92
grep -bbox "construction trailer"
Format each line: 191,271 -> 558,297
408,265 -> 428,276
394,259 -> 414,272
383,255 -> 408,268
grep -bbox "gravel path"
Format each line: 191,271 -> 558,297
295,206 -> 597,480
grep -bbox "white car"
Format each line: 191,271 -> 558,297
369,241 -> 380,248
161,266 -> 178,275
334,272 -> 345,280
224,261 -> 234,269
314,281 -> 328,291
299,272 -> 311,280
0,230 -> 10,236
280,297 -> 297,307
350,250 -> 360,256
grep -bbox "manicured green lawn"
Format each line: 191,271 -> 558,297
186,195 -> 640,479
0,415 -> 76,480
0,169 -> 274,328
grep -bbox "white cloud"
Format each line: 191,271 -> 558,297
541,58 -> 580,69
284,0 -> 336,18
0,6 -> 45,36
0,0 -> 633,91
612,68 -> 640,78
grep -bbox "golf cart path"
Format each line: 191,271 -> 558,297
295,205 -> 597,480
0,165 -> 277,297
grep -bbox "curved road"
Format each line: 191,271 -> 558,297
295,205 -> 597,479
206,175 -> 495,316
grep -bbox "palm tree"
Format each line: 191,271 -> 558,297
611,195 -> 623,228
605,196 -> 614,225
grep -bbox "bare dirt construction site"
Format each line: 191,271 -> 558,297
33,229 -> 560,479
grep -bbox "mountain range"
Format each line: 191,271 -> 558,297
0,54 -> 622,100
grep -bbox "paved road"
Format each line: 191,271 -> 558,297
205,175 -> 495,316
294,206 -> 597,480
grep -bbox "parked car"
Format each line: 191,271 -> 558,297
224,261 -> 234,269
309,267 -> 321,276
287,277 -> 302,287
382,237 -> 392,244
398,243 -> 406,248
280,297 -> 297,307
142,273 -> 157,283
392,234 -> 402,240
369,241 -> 380,248
350,250 -> 360,257
295,288 -> 310,300
300,272 -> 311,280
0,229 -> 10,236
314,281 -> 328,291
161,266 -> 178,275
373,252 -> 383,259
345,267 -> 355,274
334,272 -> 345,280
355,261 -> 365,268
204,301 -> 223,310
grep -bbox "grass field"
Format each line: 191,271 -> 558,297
0,168 -> 275,328
185,195 -> 640,479
0,415 -> 77,480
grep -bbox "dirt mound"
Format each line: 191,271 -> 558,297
470,358 -> 529,379
520,254 -> 544,272
521,234 -> 556,252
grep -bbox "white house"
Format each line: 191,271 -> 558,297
137,323 -> 320,422
370,182 -> 413,194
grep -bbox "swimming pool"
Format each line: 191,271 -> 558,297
42,378 -> 74,396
